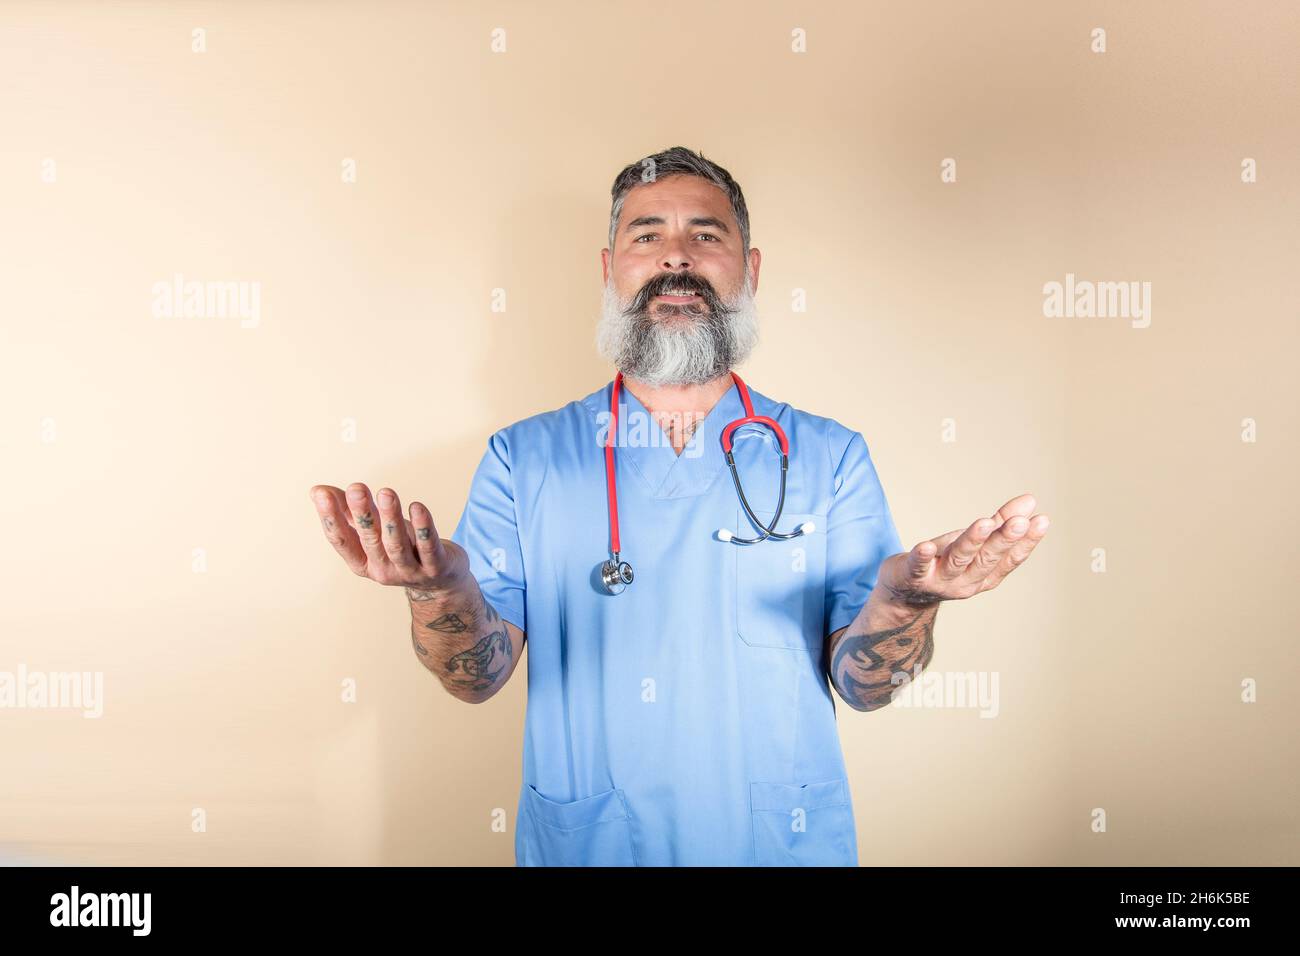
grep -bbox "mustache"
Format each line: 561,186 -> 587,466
624,273 -> 727,315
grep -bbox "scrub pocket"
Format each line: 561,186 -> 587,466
734,509 -> 828,650
519,784 -> 637,867
751,777 -> 858,866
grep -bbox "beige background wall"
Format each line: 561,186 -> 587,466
1,1 -> 1295,865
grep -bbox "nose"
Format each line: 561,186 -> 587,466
660,237 -> 694,272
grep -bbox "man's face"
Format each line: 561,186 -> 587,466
598,175 -> 762,386
602,174 -> 758,315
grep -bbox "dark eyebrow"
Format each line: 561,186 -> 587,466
625,215 -> 731,234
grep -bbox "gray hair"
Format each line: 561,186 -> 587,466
607,146 -> 751,257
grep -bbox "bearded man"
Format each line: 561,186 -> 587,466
309,146 -> 1049,867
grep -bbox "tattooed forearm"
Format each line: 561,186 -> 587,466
828,604 -> 938,712
406,577 -> 516,702
425,613 -> 469,633
444,626 -> 511,691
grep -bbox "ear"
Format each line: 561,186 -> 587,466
601,247 -> 612,285
747,247 -> 762,296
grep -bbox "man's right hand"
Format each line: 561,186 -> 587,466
309,482 -> 469,592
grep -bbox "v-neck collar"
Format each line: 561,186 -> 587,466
580,374 -> 759,500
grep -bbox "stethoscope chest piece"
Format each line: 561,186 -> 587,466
600,556 -> 634,595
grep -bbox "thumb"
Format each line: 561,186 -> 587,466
908,540 -> 939,581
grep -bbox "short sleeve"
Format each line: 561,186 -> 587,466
824,430 -> 904,636
449,430 -> 527,632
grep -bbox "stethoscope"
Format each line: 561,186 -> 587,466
599,370 -> 815,595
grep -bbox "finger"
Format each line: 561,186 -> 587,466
962,513 -> 1032,585
345,483 -> 390,571
935,516 -> 998,582
320,484 -> 360,535
310,484 -> 366,574
970,495 -> 1039,581
375,487 -> 418,570
321,490 -> 360,533
409,500 -> 445,575
991,493 -> 1036,523
980,513 -> 1050,592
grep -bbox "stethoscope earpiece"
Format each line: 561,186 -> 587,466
715,520 -> 815,544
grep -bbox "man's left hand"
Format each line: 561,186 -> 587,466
875,493 -> 1049,608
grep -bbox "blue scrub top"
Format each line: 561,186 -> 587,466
450,377 -> 902,866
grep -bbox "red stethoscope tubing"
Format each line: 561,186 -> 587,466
604,376 -> 624,555
605,370 -> 790,556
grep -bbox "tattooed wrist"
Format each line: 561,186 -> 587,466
404,565 -> 474,604
878,580 -> 944,608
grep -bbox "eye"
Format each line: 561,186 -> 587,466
694,234 -> 720,241
633,234 -> 657,242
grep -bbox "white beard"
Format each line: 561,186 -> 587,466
595,274 -> 759,387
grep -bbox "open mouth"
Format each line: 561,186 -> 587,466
653,291 -> 703,303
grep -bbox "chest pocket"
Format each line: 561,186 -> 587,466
734,508 -> 828,651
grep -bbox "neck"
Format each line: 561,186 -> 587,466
620,371 -> 735,455
621,372 -> 734,415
